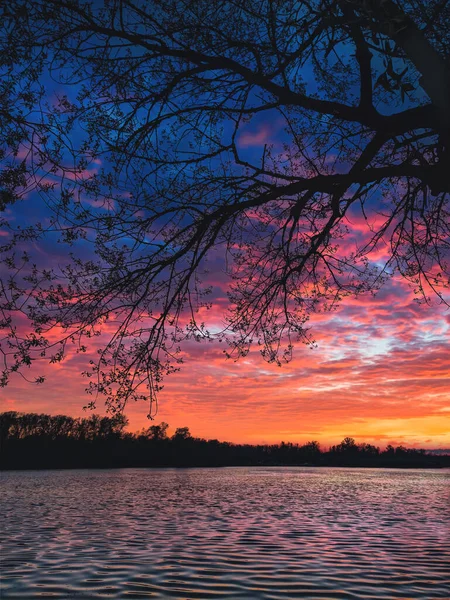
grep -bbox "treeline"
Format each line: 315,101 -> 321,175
1,412 -> 449,470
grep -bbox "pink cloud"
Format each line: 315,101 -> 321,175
238,124 -> 274,148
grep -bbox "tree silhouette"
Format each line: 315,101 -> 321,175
1,411 -> 446,469
331,436 -> 358,454
145,421 -> 169,440
172,426 -> 192,441
0,0 -> 449,413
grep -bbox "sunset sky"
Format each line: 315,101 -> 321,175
2,118 -> 450,450
3,183 -> 449,449
1,9 -> 449,451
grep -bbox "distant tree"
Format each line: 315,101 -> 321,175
0,411 -> 128,441
301,440 -> 321,457
1,412 -> 448,469
385,444 -> 395,454
358,442 -> 379,455
0,0 -> 449,413
145,421 -> 169,441
331,436 -> 359,453
0,411 -> 18,445
394,444 -> 408,454
172,426 -> 192,441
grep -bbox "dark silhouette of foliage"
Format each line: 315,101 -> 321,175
172,426 -> 192,441
1,412 -> 448,470
0,1 -> 449,413
141,421 -> 169,440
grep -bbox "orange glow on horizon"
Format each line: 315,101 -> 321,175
2,275 -> 449,451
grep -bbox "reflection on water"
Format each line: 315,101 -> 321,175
1,467 -> 449,598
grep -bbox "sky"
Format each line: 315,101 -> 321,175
2,115 -> 450,451
1,4 -> 449,450
2,214 -> 449,449
2,118 -> 449,450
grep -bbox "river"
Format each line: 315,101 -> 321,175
1,467 -> 449,598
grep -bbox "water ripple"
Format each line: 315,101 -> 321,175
1,467 -> 449,598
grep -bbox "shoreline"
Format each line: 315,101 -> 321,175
3,463 -> 449,472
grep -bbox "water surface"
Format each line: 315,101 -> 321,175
1,467 -> 449,598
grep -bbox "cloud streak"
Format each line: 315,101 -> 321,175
3,270 -> 449,449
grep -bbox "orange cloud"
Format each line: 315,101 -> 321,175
2,255 -> 449,450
